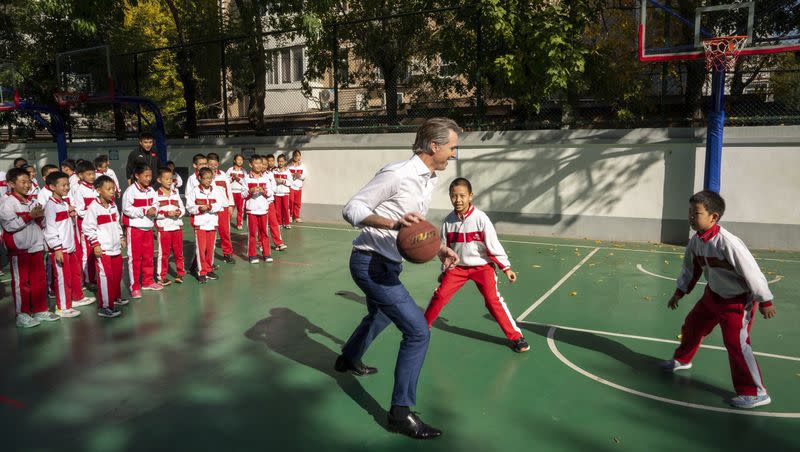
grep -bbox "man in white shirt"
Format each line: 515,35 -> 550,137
338,118 -> 460,440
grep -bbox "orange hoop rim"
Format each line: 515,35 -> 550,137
702,35 -> 749,71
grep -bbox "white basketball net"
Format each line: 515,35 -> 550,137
702,35 -> 748,72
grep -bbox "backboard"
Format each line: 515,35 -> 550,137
55,45 -> 114,105
639,0 -> 800,62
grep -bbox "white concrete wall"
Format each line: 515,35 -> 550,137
2,126 -> 798,250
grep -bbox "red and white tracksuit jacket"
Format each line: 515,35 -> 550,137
186,185 -> 226,276
69,173 -> 79,190
0,171 -> 8,195
70,181 -> 98,284
672,224 -> 774,396
26,179 -> 39,201
424,205 -> 522,341
44,196 -> 83,309
0,193 -> 47,315
155,188 -> 186,281
272,167 -> 291,225
243,171 -> 275,257
122,182 -> 157,292
83,200 -> 124,309
287,163 -> 307,220
227,166 -> 247,227
214,170 -> 234,256
96,168 -> 121,196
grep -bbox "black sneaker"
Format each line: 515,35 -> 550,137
206,271 -> 219,280
511,338 -> 530,353
98,307 -> 122,318
221,255 -> 235,264
197,275 -> 208,284
212,264 -> 220,270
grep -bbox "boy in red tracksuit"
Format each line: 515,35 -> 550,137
94,155 -> 121,198
663,190 -> 776,409
263,154 -> 286,251
122,164 -> 162,299
154,167 -> 186,285
207,153 -> 235,264
287,149 -> 307,223
186,167 -> 226,284
1,168 -> 59,328
273,154 -> 292,229
70,160 -> 98,286
424,178 -> 529,353
243,155 -> 274,264
44,171 -> 94,318
83,175 -> 128,318
227,154 -> 247,230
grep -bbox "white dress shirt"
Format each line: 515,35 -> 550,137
342,154 -> 437,263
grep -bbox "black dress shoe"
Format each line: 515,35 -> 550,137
334,355 -> 378,376
387,412 -> 442,439
222,255 -> 235,264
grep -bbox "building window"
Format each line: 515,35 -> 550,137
267,52 -> 279,85
281,49 -> 291,83
292,47 -> 304,82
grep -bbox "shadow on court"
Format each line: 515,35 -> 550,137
244,307 -> 388,430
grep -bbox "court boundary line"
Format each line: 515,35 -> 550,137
516,247 -> 600,322
294,225 -> 800,263
636,264 -> 784,285
545,326 -> 800,418
522,320 -> 800,362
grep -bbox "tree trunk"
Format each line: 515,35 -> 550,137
684,60 -> 705,122
233,0 -> 266,133
382,63 -> 399,125
113,103 -> 126,139
176,48 -> 198,137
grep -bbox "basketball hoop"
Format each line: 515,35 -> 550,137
53,91 -> 87,108
702,35 -> 748,72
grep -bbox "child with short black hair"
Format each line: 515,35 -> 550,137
22,165 -> 39,201
38,164 -> 59,299
154,167 -> 186,285
287,149 -> 307,223
184,153 -> 207,195
186,167 -> 226,283
663,190 -> 776,409
94,155 -> 121,197
83,176 -> 128,317
263,154 -> 286,251
60,159 -> 78,189
227,154 -> 247,230
167,161 -> 182,190
1,168 -> 58,327
70,160 -> 98,286
424,177 -> 529,353
243,155 -> 274,263
273,154 -> 292,229
122,164 -> 161,298
206,153 -> 235,263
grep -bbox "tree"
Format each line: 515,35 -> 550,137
225,0 -> 268,132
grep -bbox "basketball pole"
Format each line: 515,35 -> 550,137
703,67 -> 726,193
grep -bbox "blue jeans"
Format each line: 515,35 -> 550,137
342,250 -> 430,407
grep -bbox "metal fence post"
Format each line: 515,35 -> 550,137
331,22 -> 340,133
220,39 -> 230,137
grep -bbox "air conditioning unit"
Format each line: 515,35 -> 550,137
382,92 -> 404,107
355,93 -> 368,110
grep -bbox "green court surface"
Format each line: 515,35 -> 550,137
1,223 -> 798,451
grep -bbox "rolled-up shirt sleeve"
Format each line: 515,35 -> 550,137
342,170 -> 398,227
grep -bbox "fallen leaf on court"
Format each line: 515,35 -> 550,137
613,437 -> 621,444
677,334 -> 683,340
766,271 -> 775,275
607,253 -> 615,256
588,263 -> 596,267
569,291 -> 577,296
643,296 -> 652,301
532,265 -> 542,269
634,285 -> 638,290
664,260 -> 669,264
595,240 -> 602,244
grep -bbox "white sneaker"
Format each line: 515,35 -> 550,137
275,244 -> 287,251
16,313 -> 40,328
660,359 -> 692,372
264,257 -> 274,263
73,296 -> 96,307
56,308 -> 81,318
249,257 -> 260,264
730,394 -> 771,409
33,311 -> 60,322
115,298 -> 130,306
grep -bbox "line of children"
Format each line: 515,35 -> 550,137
154,167 -> 186,285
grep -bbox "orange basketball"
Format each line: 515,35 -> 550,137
396,220 -> 440,264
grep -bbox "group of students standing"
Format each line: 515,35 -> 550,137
2,132 -> 309,327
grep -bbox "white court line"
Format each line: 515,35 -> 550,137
516,247 -> 600,322
295,225 -> 800,263
636,264 -> 784,285
546,326 -> 800,418
522,320 -> 800,362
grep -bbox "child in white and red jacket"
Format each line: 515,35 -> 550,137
243,155 -> 274,263
154,167 -> 186,285
227,154 -> 247,230
207,153 -> 234,263
83,175 -> 128,317
186,167 -> 226,283
0,168 -> 59,328
122,164 -> 161,298
69,160 -> 98,286
663,190 -> 776,409
287,149 -> 307,223
94,155 -> 121,197
273,154 -> 292,228
424,178 -> 529,353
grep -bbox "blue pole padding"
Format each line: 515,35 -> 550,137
704,70 -> 726,193
18,102 -> 68,163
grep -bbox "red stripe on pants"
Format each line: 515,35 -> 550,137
52,251 -> 83,310
158,229 -> 185,281
424,264 -> 523,341
193,229 -> 216,276
275,196 -> 290,225
247,213 -> 270,258
10,252 -> 47,315
289,188 -> 302,220
232,193 -> 245,227
217,208 -> 233,255
96,254 -> 122,309
127,227 -> 155,291
72,224 -> 84,288
267,204 -> 284,246
672,287 -> 767,396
